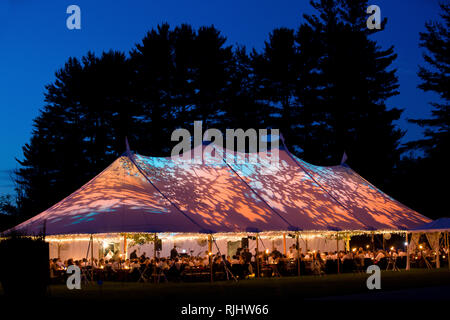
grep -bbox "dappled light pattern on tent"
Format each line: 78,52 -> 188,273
9,157 -> 200,235
293,156 -> 431,230
133,154 -> 291,232
223,149 -> 367,231
8,144 -> 431,236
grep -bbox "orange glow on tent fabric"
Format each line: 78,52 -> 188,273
8,144 -> 432,236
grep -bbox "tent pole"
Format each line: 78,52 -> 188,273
283,233 -> 287,256
436,232 -> 440,269
154,233 -> 157,259
345,233 -> 350,253
447,231 -> 450,270
371,232 -> 375,254
208,234 -> 213,283
406,232 -> 410,270
83,238 -> 91,285
123,234 -> 127,260
445,231 -> 450,270
90,234 -> 94,282
256,234 -> 260,278
336,233 -> 340,274
296,233 -> 301,277
208,234 -> 212,253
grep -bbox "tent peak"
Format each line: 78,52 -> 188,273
125,137 -> 131,156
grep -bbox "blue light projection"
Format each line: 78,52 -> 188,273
10,147 -> 432,236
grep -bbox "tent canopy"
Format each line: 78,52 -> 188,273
411,218 -> 450,232
7,144 -> 431,236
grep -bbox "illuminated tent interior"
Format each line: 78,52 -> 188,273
6,143 -> 432,260
405,218 -> 450,270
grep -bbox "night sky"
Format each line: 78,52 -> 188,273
0,0 -> 442,195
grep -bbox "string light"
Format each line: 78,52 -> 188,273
45,233 -> 123,243
40,229 -> 409,243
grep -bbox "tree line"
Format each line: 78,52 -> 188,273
0,1 -> 447,226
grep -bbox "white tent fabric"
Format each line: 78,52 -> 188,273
50,236 -> 345,260
412,218 -> 450,232
406,233 -> 421,270
8,145 -> 431,236
425,232 -> 441,268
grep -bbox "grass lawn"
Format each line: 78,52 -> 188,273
30,268 -> 450,302
1,269 -> 449,316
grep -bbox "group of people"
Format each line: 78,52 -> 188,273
48,243 -> 447,282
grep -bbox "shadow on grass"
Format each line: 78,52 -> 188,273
1,269 -> 449,317
36,269 -> 450,301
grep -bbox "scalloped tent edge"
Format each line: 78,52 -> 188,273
5,144 -> 432,237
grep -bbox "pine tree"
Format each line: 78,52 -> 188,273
130,24 -> 235,153
15,24 -> 239,217
251,28 -> 302,150
223,46 -> 270,130
393,3 -> 450,219
407,3 -> 449,161
294,0 -> 403,187
15,51 -> 135,217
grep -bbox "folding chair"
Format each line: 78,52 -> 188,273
386,256 -> 400,271
137,264 -> 150,282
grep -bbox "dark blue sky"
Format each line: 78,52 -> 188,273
0,0 -> 442,195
